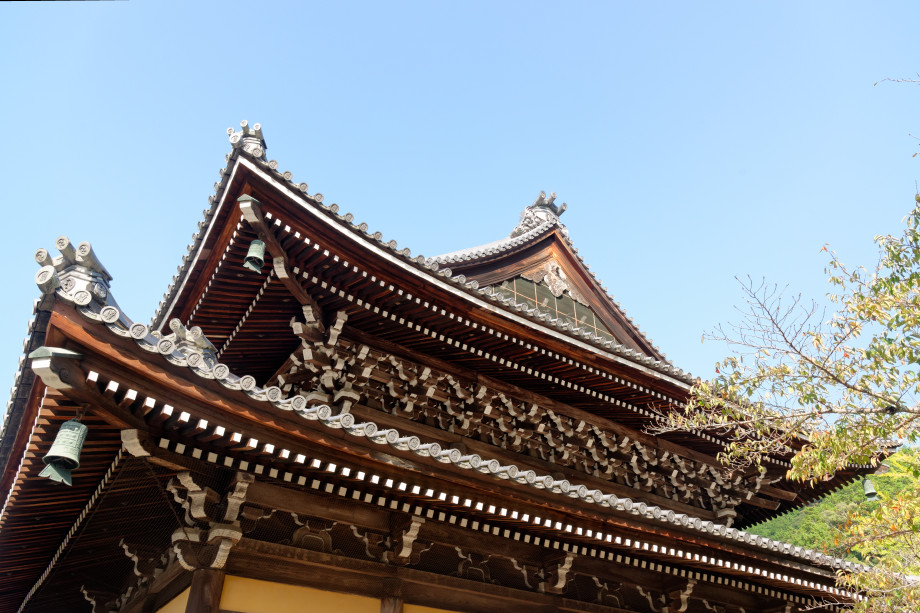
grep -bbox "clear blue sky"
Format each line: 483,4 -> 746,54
2,1 -> 918,412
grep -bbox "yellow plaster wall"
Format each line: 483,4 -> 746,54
404,606 -> 461,613
155,587 -> 189,613
219,575 -> 379,613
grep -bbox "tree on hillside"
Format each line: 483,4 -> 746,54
650,197 -> 920,610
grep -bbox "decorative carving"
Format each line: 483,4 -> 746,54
522,260 -> 587,305
167,472 -> 253,570
290,516 -> 335,552
325,310 -> 348,347
349,525 -> 389,561
28,346 -> 83,390
542,552 -> 574,594
637,586 -> 668,613
510,191 -> 568,238
277,336 -> 762,513
455,547 -> 493,583
119,539 -> 168,579
81,586 -> 119,613
386,516 -> 428,565
228,120 -> 267,159
171,524 -> 242,571
638,580 -> 697,613
506,558 -> 541,590
592,577 -> 623,607
667,579 -> 696,613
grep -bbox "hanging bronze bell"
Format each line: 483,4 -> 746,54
863,478 -> 880,502
243,240 -> 266,272
39,419 -> 88,486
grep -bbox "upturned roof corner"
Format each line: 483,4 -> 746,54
34,237 -> 118,314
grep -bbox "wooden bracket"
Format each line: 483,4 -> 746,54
80,586 -> 120,613
386,515 -> 427,565
666,578 -> 696,613
542,551 -> 574,594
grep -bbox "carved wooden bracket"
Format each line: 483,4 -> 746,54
80,586 -> 120,613
349,524 -> 389,561
592,577 -> 623,607
638,579 -> 697,613
386,515 -> 428,565
542,552 -> 575,594
325,310 -> 348,346
701,600 -> 727,613
171,523 -> 243,571
290,515 -> 336,552
666,579 -> 696,613
508,558 -> 542,590
166,472 -> 221,525
119,538 -> 168,580
167,471 -> 254,570
637,585 -> 668,613
455,547 -> 493,583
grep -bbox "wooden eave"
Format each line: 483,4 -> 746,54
0,386 -> 126,612
143,151 -> 873,526
157,156 -> 690,392
0,299 -> 858,611
157,156 -> 693,419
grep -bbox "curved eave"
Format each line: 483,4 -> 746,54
148,145 -> 876,530
156,150 -> 695,390
42,295 -> 871,588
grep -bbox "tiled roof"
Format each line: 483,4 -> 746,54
152,122 -> 695,386
29,237 -> 871,585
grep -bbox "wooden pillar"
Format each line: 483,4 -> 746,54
185,568 -> 225,613
381,578 -> 403,613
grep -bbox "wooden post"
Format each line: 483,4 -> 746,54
381,578 -> 403,613
185,569 -> 225,613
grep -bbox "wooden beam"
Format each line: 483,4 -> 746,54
381,578 -> 403,613
245,479 -> 390,532
227,538 -> 630,613
740,495 -> 781,511
758,483 -> 799,502
239,195 -> 325,336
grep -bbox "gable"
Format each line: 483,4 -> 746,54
493,265 -> 618,346
437,214 -> 666,362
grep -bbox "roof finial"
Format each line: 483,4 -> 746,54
510,191 -> 568,238
531,191 -> 567,217
227,120 -> 267,160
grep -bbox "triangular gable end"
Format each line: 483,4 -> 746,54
432,192 -> 666,362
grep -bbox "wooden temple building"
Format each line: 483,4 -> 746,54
0,122 -> 875,612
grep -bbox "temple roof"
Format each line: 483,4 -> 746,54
11,241 -> 876,578
0,121 -> 881,612
431,191 -> 668,363
150,123 -> 692,388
